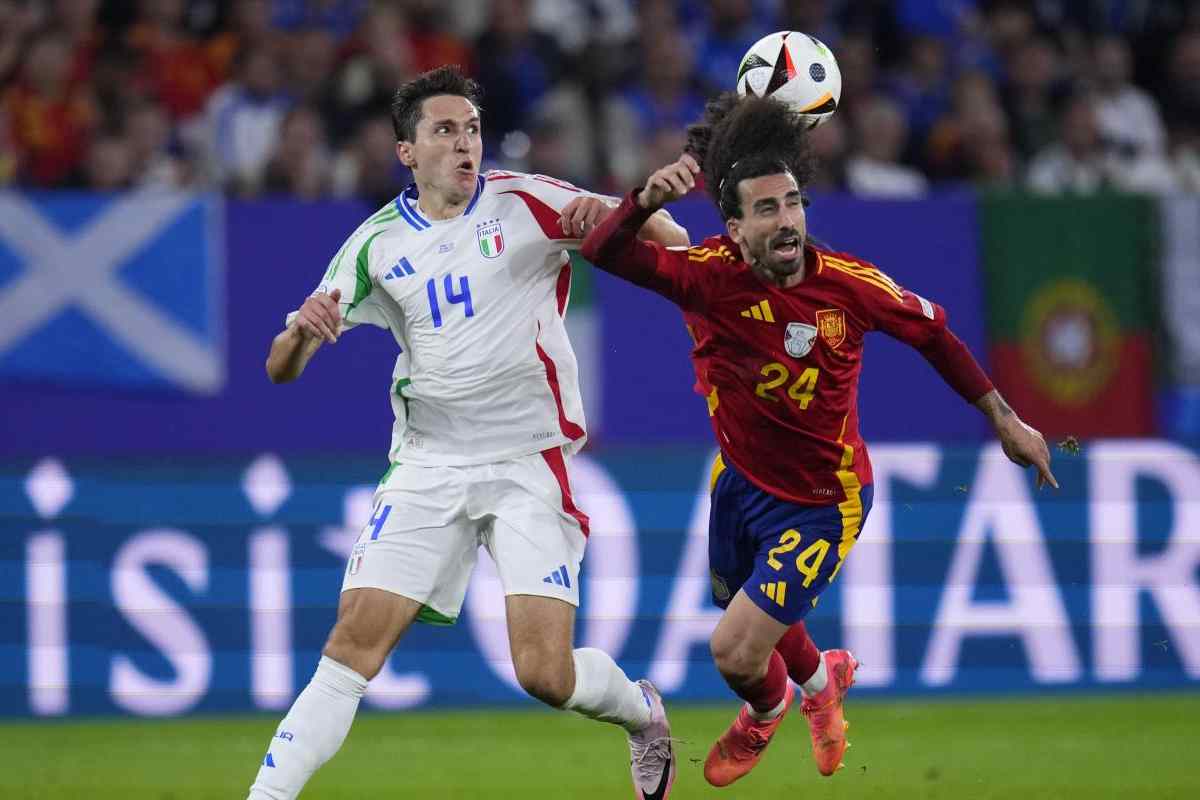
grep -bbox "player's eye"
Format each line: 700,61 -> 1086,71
436,125 -> 450,134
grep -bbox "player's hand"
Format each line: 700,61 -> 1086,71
558,196 -> 612,238
995,415 -> 1059,489
638,154 -> 701,211
296,288 -> 342,344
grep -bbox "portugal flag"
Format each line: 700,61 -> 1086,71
980,193 -> 1158,437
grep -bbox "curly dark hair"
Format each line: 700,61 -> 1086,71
390,65 -> 483,142
685,92 -> 816,219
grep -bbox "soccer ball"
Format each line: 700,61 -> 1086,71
736,31 -> 842,128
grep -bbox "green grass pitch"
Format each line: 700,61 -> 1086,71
3,694 -> 1196,799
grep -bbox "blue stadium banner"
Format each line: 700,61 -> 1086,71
2,441 -> 1197,717
0,190 -> 225,394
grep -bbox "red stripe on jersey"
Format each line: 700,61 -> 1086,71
555,260 -> 572,316
540,446 -> 590,537
501,189 -> 571,240
534,325 -> 585,441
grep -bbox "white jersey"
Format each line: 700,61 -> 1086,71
289,170 -> 595,466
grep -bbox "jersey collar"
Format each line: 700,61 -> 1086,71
395,175 -> 487,232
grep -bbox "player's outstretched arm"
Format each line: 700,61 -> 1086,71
976,390 -> 1059,489
265,288 -> 341,384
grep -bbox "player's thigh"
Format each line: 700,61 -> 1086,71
324,588 -> 424,676
483,447 -> 588,609
342,463 -> 479,624
505,593 -> 576,679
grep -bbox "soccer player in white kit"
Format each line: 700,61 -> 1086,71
250,66 -> 686,800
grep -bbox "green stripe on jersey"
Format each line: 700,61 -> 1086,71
348,230 -> 386,310
324,207 -> 399,281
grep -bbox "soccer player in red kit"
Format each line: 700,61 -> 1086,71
582,96 -> 1057,785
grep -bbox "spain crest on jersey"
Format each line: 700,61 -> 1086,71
816,308 -> 846,348
785,322 -> 818,358
476,219 -> 504,258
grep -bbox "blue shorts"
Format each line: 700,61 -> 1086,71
707,455 -> 874,625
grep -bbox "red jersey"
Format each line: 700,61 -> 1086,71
582,193 -> 994,506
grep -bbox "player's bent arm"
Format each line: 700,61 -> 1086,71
266,324 -> 323,384
914,325 -> 1058,489
581,190 -> 690,301
637,207 -> 689,247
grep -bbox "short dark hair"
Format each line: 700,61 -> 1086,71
390,65 -> 483,142
685,93 -> 815,219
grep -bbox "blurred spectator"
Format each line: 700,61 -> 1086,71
3,30 -> 97,186
884,34 -> 951,156
694,0 -> 769,92
0,1 -> 40,85
404,0 -> 475,74
125,0 -> 223,120
1092,35 -> 1167,159
1027,89 -> 1174,193
285,26 -> 337,105
831,33 -> 879,129
53,0 -> 105,84
261,105 -> 330,198
125,99 -> 188,187
321,4 -> 413,145
1161,29 -> 1200,144
807,113 -> 848,191
208,0 -> 277,82
473,0 -> 565,150
926,68 -> 1015,183
202,46 -> 290,192
845,94 -> 928,197
1001,35 -> 1065,161
1027,90 -> 1110,192
331,113 -> 405,206
82,132 -> 134,190
605,29 -> 705,186
271,0 -> 366,41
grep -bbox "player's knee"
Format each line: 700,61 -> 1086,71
513,658 -> 572,707
323,623 -> 387,680
710,636 -> 763,689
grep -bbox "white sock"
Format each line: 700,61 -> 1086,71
247,656 -> 368,800
562,647 -> 653,733
746,694 -> 788,722
801,656 -> 828,697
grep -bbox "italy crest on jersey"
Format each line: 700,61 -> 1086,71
476,219 -> 504,258
785,322 -> 818,358
815,308 -> 846,348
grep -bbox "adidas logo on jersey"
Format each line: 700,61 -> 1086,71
542,565 -> 572,588
740,299 -> 775,322
384,257 -> 416,280
759,581 -> 788,606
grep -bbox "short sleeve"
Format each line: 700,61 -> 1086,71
858,267 -> 947,347
285,225 -> 390,332
491,171 -> 605,252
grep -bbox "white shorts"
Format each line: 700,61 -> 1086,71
341,446 -> 589,624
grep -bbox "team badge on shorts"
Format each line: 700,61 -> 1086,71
785,322 -> 818,358
815,308 -> 846,348
476,219 -> 505,258
710,569 -> 731,602
348,542 -> 367,575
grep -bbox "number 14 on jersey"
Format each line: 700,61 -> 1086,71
427,274 -> 474,328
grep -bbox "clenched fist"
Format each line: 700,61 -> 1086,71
296,288 -> 342,344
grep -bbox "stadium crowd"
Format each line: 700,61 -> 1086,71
4,0 -> 1200,200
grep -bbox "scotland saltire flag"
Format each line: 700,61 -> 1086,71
0,190 -> 225,393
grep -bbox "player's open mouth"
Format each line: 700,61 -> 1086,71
455,160 -> 475,176
772,236 -> 801,258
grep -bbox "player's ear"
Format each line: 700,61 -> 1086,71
726,216 -> 743,246
396,141 -> 415,168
